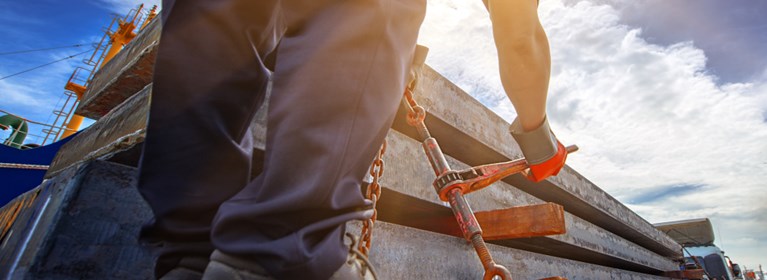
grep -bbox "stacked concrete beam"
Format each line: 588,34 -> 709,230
46,85 -> 150,178
394,66 -> 682,259
75,18 -> 161,119
3,160 -> 672,280
348,221 -> 669,280
380,130 -> 677,274
30,21 -> 689,278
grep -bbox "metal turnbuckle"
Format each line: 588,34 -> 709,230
404,83 -> 515,279
402,44 -> 577,280
433,145 -> 579,201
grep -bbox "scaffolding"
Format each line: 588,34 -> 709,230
41,4 -> 157,145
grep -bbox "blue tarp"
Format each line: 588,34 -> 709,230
0,133 -> 78,206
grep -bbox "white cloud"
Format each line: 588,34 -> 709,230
0,80 -> 41,107
0,54 -> 71,111
421,0 -> 767,268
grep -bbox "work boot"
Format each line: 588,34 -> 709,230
159,257 -> 208,280
201,250 -> 273,280
201,232 -> 377,280
159,267 -> 203,280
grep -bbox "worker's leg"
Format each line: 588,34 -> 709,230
487,0 -> 550,131
487,0 -> 567,182
209,0 -> 426,279
137,0 -> 283,277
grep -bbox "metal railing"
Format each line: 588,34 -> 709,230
1,109 -> 74,148
40,4 -> 157,145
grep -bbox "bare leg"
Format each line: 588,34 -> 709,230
488,0 -> 550,132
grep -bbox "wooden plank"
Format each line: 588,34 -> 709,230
375,190 -> 565,241
663,269 -> 705,279
474,203 -> 566,240
373,184 -> 673,274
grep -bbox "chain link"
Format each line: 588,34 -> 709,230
358,139 -> 386,256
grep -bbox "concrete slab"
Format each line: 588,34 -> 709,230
76,18 -> 160,119
348,221 -> 669,280
1,158 -> 672,280
390,66 -> 682,258
47,84 -> 151,178
0,161 -> 153,280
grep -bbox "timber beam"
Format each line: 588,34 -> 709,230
475,202 -> 566,240
376,189 -> 566,241
662,269 -> 705,279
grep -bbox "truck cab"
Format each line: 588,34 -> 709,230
655,218 -> 738,280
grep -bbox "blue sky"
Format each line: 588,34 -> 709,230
1,0 -> 766,273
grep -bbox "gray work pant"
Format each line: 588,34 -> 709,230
137,0 -> 426,278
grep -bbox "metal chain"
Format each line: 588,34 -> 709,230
357,45 -> 422,257
358,139 -> 386,256
403,75 -> 514,280
404,89 -> 426,127
0,162 -> 49,170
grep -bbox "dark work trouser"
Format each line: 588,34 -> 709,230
137,0 -> 426,279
